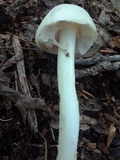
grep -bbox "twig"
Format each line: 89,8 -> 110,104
0,83 -> 58,120
75,54 -> 120,66
12,35 -> 38,132
0,118 -> 13,122
39,132 -> 48,160
104,113 -> 120,127
0,46 -> 38,50
76,61 -> 120,78
81,89 -> 95,98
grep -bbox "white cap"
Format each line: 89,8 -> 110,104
35,4 -> 97,55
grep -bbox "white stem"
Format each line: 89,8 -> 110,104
57,27 -> 79,160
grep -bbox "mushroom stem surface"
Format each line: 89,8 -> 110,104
57,27 -> 79,160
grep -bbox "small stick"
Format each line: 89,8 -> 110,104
76,61 -> 120,78
81,89 -> 95,98
12,35 -> 38,132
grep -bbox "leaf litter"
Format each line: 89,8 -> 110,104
0,0 -> 120,160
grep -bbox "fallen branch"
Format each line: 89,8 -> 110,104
12,35 -> 38,132
76,61 -> 120,78
0,83 -> 45,109
0,83 -> 57,120
75,54 -> 120,66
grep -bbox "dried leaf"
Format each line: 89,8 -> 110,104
98,10 -> 110,25
87,143 -> 97,149
41,73 -> 52,86
0,33 -> 11,40
98,141 -> 110,155
96,24 -> 112,46
107,123 -> 116,148
51,119 -> 59,129
80,115 -> 97,131
109,36 -> 120,49
110,0 -> 120,11
0,70 -> 14,86
110,23 -> 120,34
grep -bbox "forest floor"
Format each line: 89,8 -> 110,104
0,0 -> 120,160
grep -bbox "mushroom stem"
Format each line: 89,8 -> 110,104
57,27 -> 79,160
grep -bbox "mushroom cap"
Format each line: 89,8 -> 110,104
35,4 -> 97,55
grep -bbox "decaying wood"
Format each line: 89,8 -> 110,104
12,35 -> 38,132
76,60 -> 120,78
0,83 -> 58,120
104,113 -> 120,127
109,36 -> 120,49
75,54 -> 120,66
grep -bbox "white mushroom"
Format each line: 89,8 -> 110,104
35,4 -> 97,160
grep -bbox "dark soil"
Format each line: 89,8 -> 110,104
0,0 -> 120,160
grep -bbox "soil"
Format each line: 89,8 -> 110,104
0,0 -> 120,160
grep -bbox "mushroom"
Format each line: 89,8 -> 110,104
35,4 -> 97,160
